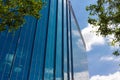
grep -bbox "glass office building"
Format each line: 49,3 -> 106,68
0,0 -> 89,80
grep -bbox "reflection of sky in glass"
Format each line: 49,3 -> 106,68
71,5 -> 89,79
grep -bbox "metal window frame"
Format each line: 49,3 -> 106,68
66,0 -> 70,80
53,0 -> 58,79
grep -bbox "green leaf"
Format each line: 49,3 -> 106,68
0,0 -> 44,32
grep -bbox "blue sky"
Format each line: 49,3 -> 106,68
70,0 -> 120,80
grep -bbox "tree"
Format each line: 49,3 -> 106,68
86,0 -> 120,56
0,0 -> 43,32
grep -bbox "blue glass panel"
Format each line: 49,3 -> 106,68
9,16 -> 37,80
0,30 -> 20,79
29,0 -> 50,79
63,0 -> 68,80
44,0 -> 57,79
55,0 -> 62,80
0,31 -> 8,52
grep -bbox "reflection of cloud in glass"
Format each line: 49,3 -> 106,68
4,54 -> 14,66
56,78 -> 61,80
74,59 -> 88,67
44,69 -> 54,80
74,71 -> 89,80
63,71 -> 89,80
72,30 -> 80,37
72,30 -> 85,51
14,67 -> 22,73
5,54 -> 14,63
44,68 -> 54,80
76,39 -> 85,51
72,28 -> 88,73
64,73 -> 68,80
73,56 -> 88,72
45,68 -> 53,74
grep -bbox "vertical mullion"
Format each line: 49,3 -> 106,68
69,1 -> 74,80
42,0 -> 51,80
53,0 -> 58,79
66,0 -> 70,80
62,0 -> 64,79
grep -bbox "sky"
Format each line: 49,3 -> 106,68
70,0 -> 120,80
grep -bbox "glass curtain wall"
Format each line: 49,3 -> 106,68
69,1 -> 89,80
0,0 -> 89,80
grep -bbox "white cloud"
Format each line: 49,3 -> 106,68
82,24 -> 105,51
100,56 -> 114,61
100,56 -> 120,62
90,71 -> 120,80
105,24 -> 120,49
106,34 -> 120,50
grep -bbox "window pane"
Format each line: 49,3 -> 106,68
70,4 -> 89,80
44,0 -> 57,79
55,0 -> 62,80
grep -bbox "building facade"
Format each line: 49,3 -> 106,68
0,0 -> 89,80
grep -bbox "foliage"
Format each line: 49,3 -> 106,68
0,0 -> 43,32
86,0 -> 120,54
113,50 -> 120,56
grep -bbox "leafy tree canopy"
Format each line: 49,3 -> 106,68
0,0 -> 43,32
86,0 -> 120,56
